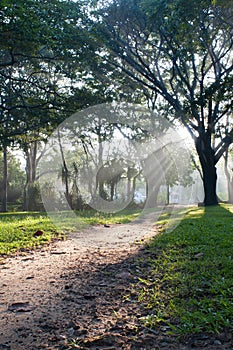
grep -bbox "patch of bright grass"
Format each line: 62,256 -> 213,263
0,209 -> 140,257
136,204 -> 233,335
77,208 -> 141,225
0,212 -> 63,256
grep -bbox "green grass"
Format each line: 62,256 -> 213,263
75,208 -> 140,225
3,204 -> 233,337
135,204 -> 233,335
0,212 -> 63,256
0,209 -> 140,257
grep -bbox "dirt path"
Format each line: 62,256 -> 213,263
0,217 -> 156,349
0,218 -> 232,349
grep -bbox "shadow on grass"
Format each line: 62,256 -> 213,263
141,204 -> 233,337
1,205 -> 233,349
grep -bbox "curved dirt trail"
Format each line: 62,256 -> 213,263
0,217 -> 160,350
0,216 -> 231,350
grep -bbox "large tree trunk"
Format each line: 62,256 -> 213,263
1,146 -> 8,212
23,141 -> 40,211
227,179 -> 233,204
23,149 -> 33,211
223,148 -> 233,203
196,135 -> 218,206
146,181 -> 161,207
166,184 -> 170,205
57,129 -> 72,208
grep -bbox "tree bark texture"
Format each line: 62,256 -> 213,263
196,136 -> 218,206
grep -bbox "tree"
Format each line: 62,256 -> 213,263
0,63 -> 65,211
0,0 -> 91,68
0,0 -> 98,210
0,151 -> 25,210
93,0 -> 233,205
164,145 -> 195,204
1,145 -> 8,212
0,0 -> 95,140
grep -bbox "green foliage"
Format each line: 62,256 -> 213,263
0,0 -> 88,63
0,0 -> 95,146
135,205 -> 233,334
164,145 -> 194,188
95,0 -> 233,205
0,151 -> 25,203
25,182 -> 43,211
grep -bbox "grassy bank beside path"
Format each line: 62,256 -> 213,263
134,204 -> 233,335
0,209 -> 140,256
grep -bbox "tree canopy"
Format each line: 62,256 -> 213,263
0,0 -> 233,210
93,0 -> 233,205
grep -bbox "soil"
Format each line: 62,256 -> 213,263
0,217 -> 232,350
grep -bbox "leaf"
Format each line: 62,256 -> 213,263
8,302 -> 36,313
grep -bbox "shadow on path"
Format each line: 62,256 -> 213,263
1,205 -> 233,349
